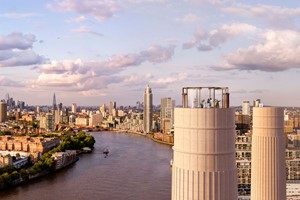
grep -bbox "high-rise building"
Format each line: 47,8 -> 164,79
136,101 -> 141,110
143,85 -> 153,133
54,109 -> 61,125
45,113 -> 54,131
90,113 -> 103,127
242,100 -> 250,115
53,93 -> 57,111
100,103 -> 106,113
109,101 -> 116,116
17,101 -> 25,110
0,101 -> 7,122
172,87 -> 237,200
71,103 -> 77,113
251,107 -> 286,200
36,106 -> 40,114
160,97 -> 175,134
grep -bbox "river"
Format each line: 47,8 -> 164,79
0,131 -> 173,200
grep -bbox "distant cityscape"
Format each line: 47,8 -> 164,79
0,86 -> 300,199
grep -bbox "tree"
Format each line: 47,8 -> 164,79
10,171 -> 20,180
83,136 -> 96,148
16,153 -> 20,159
20,169 -> 29,180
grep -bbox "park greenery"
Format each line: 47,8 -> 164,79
0,131 -> 95,190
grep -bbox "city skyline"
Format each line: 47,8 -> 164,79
1,0 -> 300,106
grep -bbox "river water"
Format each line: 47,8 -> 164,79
0,131 -> 173,200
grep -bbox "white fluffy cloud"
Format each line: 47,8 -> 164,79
223,4 -> 300,28
0,33 -> 46,67
150,73 -> 187,85
34,44 -> 176,91
107,45 -> 175,68
0,33 -> 36,50
213,30 -> 300,72
0,50 -> 45,67
183,23 -> 257,51
48,0 -> 121,21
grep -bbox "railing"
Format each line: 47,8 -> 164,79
181,87 -> 230,108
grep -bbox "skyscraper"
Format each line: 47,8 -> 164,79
251,107 -> 286,200
109,101 -> 116,116
71,103 -> 77,113
53,93 -> 57,111
160,97 -> 175,134
143,85 -> 153,133
100,103 -> 106,117
172,87 -> 237,200
242,100 -> 250,115
0,101 -> 7,123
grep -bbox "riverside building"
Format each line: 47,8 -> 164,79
172,87 -> 237,200
143,85 -> 153,133
160,97 -> 175,134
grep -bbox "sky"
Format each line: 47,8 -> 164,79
1,0 -> 300,107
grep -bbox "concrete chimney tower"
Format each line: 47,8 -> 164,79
251,107 -> 286,200
172,87 -> 237,200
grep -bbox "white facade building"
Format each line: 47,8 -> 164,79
143,85 -> 153,133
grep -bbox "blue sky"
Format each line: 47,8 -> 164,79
1,0 -> 300,106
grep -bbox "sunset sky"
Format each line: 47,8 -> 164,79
1,0 -> 300,106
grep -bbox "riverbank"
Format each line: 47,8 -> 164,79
151,137 -> 173,146
4,156 -> 79,190
0,131 -> 172,200
110,129 -> 174,146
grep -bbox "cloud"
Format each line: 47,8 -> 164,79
0,33 -> 36,50
0,50 -> 46,67
183,23 -> 257,51
0,12 -> 38,19
185,0 -> 232,5
212,30 -> 300,72
127,0 -> 168,3
66,16 -> 88,23
81,89 -> 107,97
48,0 -> 121,21
71,26 -> 104,36
223,4 -> 300,29
151,73 -> 187,85
176,13 -> 200,24
0,76 -> 22,87
0,33 -> 46,67
33,44 -> 176,91
108,45 -> 176,68
232,89 -> 266,94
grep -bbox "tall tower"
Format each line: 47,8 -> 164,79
0,101 -> 7,122
53,93 -> 57,111
242,100 -> 250,115
251,107 -> 286,200
172,87 -> 237,200
161,97 -> 175,134
143,85 -> 153,133
72,103 -> 77,113
109,101 -> 116,116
